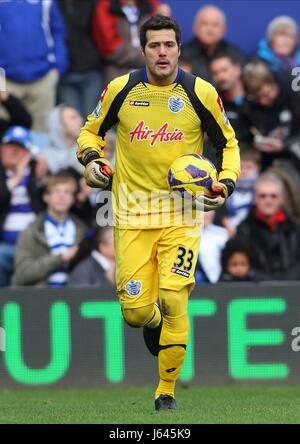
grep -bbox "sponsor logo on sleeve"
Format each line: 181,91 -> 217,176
129,101 -> 150,107
171,267 -> 190,278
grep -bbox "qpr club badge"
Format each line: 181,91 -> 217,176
125,280 -> 142,297
168,96 -> 185,113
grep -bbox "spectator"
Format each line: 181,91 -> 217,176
181,5 -> 246,83
243,61 -> 300,171
0,126 -> 47,287
226,147 -> 262,227
58,0 -> 103,118
92,0 -> 159,83
154,3 -> 171,17
210,52 -> 252,142
43,105 -> 84,175
237,172 -> 300,280
254,16 -> 300,85
0,91 -> 32,139
68,226 -> 115,286
195,210 -> 229,284
15,171 -> 88,287
219,237 -> 267,282
0,0 -> 68,131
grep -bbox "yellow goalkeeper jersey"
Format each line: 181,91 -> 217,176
77,67 -> 240,228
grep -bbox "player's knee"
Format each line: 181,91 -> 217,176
122,304 -> 154,328
159,288 -> 188,318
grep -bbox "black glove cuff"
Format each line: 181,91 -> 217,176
219,179 -> 235,197
82,151 -> 101,166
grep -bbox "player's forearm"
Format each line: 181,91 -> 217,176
218,138 -> 241,185
77,127 -> 105,164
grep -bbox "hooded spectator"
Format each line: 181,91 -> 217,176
43,105 -> 84,175
255,16 -> 300,84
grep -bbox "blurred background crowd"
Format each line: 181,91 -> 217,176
1,0 -> 300,288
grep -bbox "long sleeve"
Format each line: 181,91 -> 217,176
194,77 -> 240,183
77,73 -> 130,163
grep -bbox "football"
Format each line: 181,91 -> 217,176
167,154 -> 218,199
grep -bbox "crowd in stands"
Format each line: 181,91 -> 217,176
1,0 -> 300,288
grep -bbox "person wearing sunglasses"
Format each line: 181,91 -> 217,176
236,171 -> 300,280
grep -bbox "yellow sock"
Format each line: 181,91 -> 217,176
155,345 -> 186,398
155,313 -> 188,399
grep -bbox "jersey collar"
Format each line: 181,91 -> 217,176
142,66 -> 182,85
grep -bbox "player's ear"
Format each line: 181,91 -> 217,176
178,44 -> 181,58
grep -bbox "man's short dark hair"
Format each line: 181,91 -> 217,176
210,50 -> 241,66
140,15 -> 181,50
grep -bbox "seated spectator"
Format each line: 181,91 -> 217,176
181,5 -> 246,83
58,0 -> 103,118
43,105 -> 84,175
267,158 -> 300,224
254,16 -> 300,85
226,147 -> 262,227
237,172 -> 300,280
0,126 -> 47,287
0,0 -> 68,131
0,91 -> 32,139
242,61 -> 300,171
219,237 -> 268,282
195,210 -> 229,284
15,171 -> 88,287
68,226 -> 115,286
210,52 -> 252,142
92,0 -> 158,83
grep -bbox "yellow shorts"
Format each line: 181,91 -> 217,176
114,225 -> 201,309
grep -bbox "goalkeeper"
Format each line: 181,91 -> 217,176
77,15 -> 240,411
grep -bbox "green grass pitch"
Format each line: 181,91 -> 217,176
0,385 -> 299,424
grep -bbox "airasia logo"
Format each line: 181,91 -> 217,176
129,121 -> 184,147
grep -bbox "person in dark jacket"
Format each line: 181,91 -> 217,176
68,226 -> 115,286
92,0 -> 159,83
0,0 -> 68,131
181,5 -> 246,84
242,60 -> 300,171
58,0 -> 103,117
237,171 -> 300,280
0,127 -> 47,286
15,171 -> 88,287
210,51 -> 252,143
0,91 -> 32,139
219,237 -> 268,282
